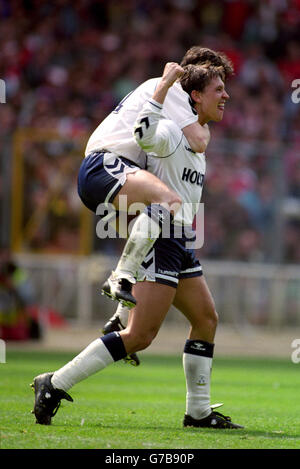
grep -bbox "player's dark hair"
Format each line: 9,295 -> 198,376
180,46 -> 234,79
180,63 -> 227,98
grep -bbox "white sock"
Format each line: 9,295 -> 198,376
114,303 -> 130,328
115,211 -> 160,281
183,340 -> 214,420
115,204 -> 174,281
51,338 -> 114,392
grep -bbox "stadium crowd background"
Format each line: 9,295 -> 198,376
0,0 -> 300,264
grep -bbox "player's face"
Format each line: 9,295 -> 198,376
194,76 -> 229,124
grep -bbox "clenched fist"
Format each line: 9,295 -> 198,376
161,62 -> 185,88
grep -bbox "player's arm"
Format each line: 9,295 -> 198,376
183,121 -> 210,153
161,66 -> 210,153
152,62 -> 185,104
133,63 -> 184,156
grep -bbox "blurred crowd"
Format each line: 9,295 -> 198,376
0,247 -> 41,339
1,0 -> 300,263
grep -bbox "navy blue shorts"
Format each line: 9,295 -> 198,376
78,151 -> 141,213
137,229 -> 203,288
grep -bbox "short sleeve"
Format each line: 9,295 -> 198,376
162,81 -> 198,129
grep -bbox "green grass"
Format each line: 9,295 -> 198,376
1,350 -> 300,449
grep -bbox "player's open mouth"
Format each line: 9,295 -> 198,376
218,102 -> 225,110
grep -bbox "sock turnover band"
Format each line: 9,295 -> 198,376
101,332 -> 127,362
184,339 -> 214,358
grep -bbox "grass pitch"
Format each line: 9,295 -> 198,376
1,349 -> 300,449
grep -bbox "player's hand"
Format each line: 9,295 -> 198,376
161,62 -> 185,88
152,62 -> 184,104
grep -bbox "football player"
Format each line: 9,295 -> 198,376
31,60 -> 243,429
78,47 -> 233,311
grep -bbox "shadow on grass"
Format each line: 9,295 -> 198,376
51,420 -> 300,441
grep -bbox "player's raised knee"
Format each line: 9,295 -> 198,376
158,190 -> 182,215
169,193 -> 182,215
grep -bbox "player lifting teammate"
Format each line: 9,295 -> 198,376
31,52 -> 243,429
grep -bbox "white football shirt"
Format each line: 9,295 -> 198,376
85,78 -> 198,168
133,98 -> 206,226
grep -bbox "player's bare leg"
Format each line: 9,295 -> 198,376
102,303 -> 140,366
119,281 -> 177,354
101,170 -> 181,308
173,276 -> 218,343
173,275 -> 243,429
32,281 -> 175,424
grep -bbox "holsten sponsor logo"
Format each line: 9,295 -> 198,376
182,167 -> 204,186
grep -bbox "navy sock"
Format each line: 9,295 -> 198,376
183,339 -> 214,358
101,332 -> 127,362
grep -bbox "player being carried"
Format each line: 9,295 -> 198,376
78,46 -> 233,365
79,47 -> 231,312
31,58 -> 243,430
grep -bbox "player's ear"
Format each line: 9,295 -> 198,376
190,90 -> 201,103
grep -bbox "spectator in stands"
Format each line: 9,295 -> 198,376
0,248 -> 40,340
0,0 -> 299,263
